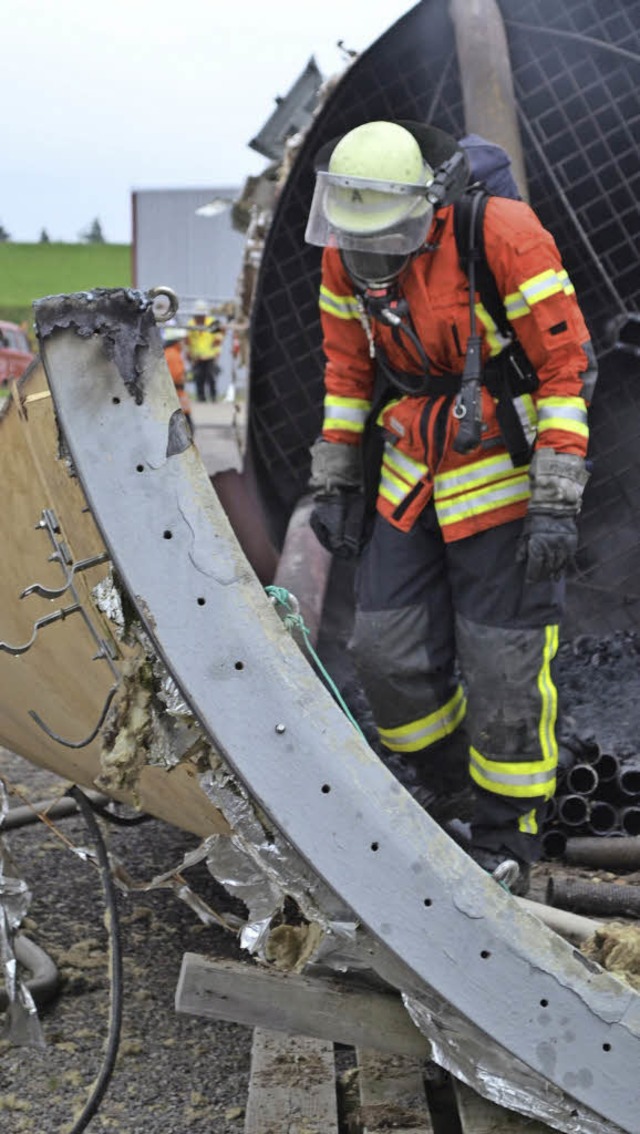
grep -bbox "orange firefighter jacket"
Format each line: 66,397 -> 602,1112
186,317 -> 224,362
318,196 -> 592,542
164,342 -> 192,418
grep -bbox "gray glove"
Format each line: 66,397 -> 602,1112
517,448 -> 589,583
309,438 -> 363,493
309,439 -> 366,559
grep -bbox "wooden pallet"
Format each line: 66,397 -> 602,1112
176,953 -> 556,1134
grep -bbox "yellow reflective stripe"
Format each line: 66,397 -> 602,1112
324,415 -> 365,434
505,291 -> 530,321
520,269 -> 564,305
469,623 -> 559,801
319,285 -> 360,320
376,398 -> 402,426
435,452 -> 517,498
435,473 -> 530,526
379,441 -> 428,505
325,394 -> 371,414
323,394 -> 370,434
475,303 -> 511,357
379,463 -> 412,506
558,269 -> 575,295
538,624 -> 559,780
537,396 -> 588,439
383,443 -> 428,481
513,393 -> 538,445
378,686 -> 467,753
519,808 -> 539,835
469,747 -> 557,798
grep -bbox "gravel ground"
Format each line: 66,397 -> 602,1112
1,748 -> 253,1134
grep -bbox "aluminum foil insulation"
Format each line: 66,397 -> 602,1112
0,782 -> 45,1047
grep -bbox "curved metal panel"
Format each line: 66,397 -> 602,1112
35,290 -> 640,1134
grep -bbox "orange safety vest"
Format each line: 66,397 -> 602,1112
164,342 -> 192,417
318,196 -> 591,542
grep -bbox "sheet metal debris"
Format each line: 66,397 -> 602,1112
0,782 -> 45,1047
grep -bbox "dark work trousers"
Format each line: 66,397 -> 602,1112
193,359 -> 218,402
349,504 -> 565,862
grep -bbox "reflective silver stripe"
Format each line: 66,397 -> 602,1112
537,399 -> 588,425
469,748 -> 557,792
513,394 -> 538,446
379,465 -> 411,505
505,292 -> 530,321
324,397 -> 370,428
383,442 -> 427,480
435,473 -> 530,525
379,441 -> 428,506
558,269 -> 575,295
319,286 -> 360,320
519,809 -> 539,835
475,303 -> 511,357
379,686 -> 467,753
537,625 -> 559,772
324,395 -> 370,434
435,453 -> 517,498
537,398 -> 588,439
519,270 -> 564,305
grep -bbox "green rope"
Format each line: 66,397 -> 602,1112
265,585 -> 366,740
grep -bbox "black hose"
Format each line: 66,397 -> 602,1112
65,786 -> 124,1134
565,836 -> 640,871
1,790 -> 151,832
547,876 -> 640,919
84,796 -> 153,828
1,791 -> 110,832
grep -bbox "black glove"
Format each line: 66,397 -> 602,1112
309,491 -> 367,559
516,512 -> 579,583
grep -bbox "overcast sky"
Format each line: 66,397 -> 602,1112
2,0 -> 417,244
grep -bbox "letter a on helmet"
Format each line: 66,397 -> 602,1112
305,121 -> 436,257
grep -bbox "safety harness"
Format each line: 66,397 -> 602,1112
356,186 -> 539,468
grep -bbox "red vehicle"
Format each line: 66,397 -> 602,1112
0,320 -> 34,390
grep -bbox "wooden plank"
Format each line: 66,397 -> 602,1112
176,953 -> 430,1057
244,1028 -> 338,1134
356,1048 -> 434,1134
453,1079 -> 556,1133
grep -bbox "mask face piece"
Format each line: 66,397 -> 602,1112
341,248 -> 410,289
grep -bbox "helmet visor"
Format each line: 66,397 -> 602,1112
305,170 -> 434,254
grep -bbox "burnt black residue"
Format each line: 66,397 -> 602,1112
33,288 -> 162,405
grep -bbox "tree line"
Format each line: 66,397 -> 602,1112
0,218 -> 107,243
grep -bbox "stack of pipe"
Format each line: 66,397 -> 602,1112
542,737 -> 640,860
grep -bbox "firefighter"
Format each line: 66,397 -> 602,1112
163,326 -> 194,436
186,300 -> 224,402
305,120 -> 596,894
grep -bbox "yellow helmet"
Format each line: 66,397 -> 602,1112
305,120 -> 467,286
323,121 -> 433,236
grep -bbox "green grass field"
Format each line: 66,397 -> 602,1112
0,243 -> 131,330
